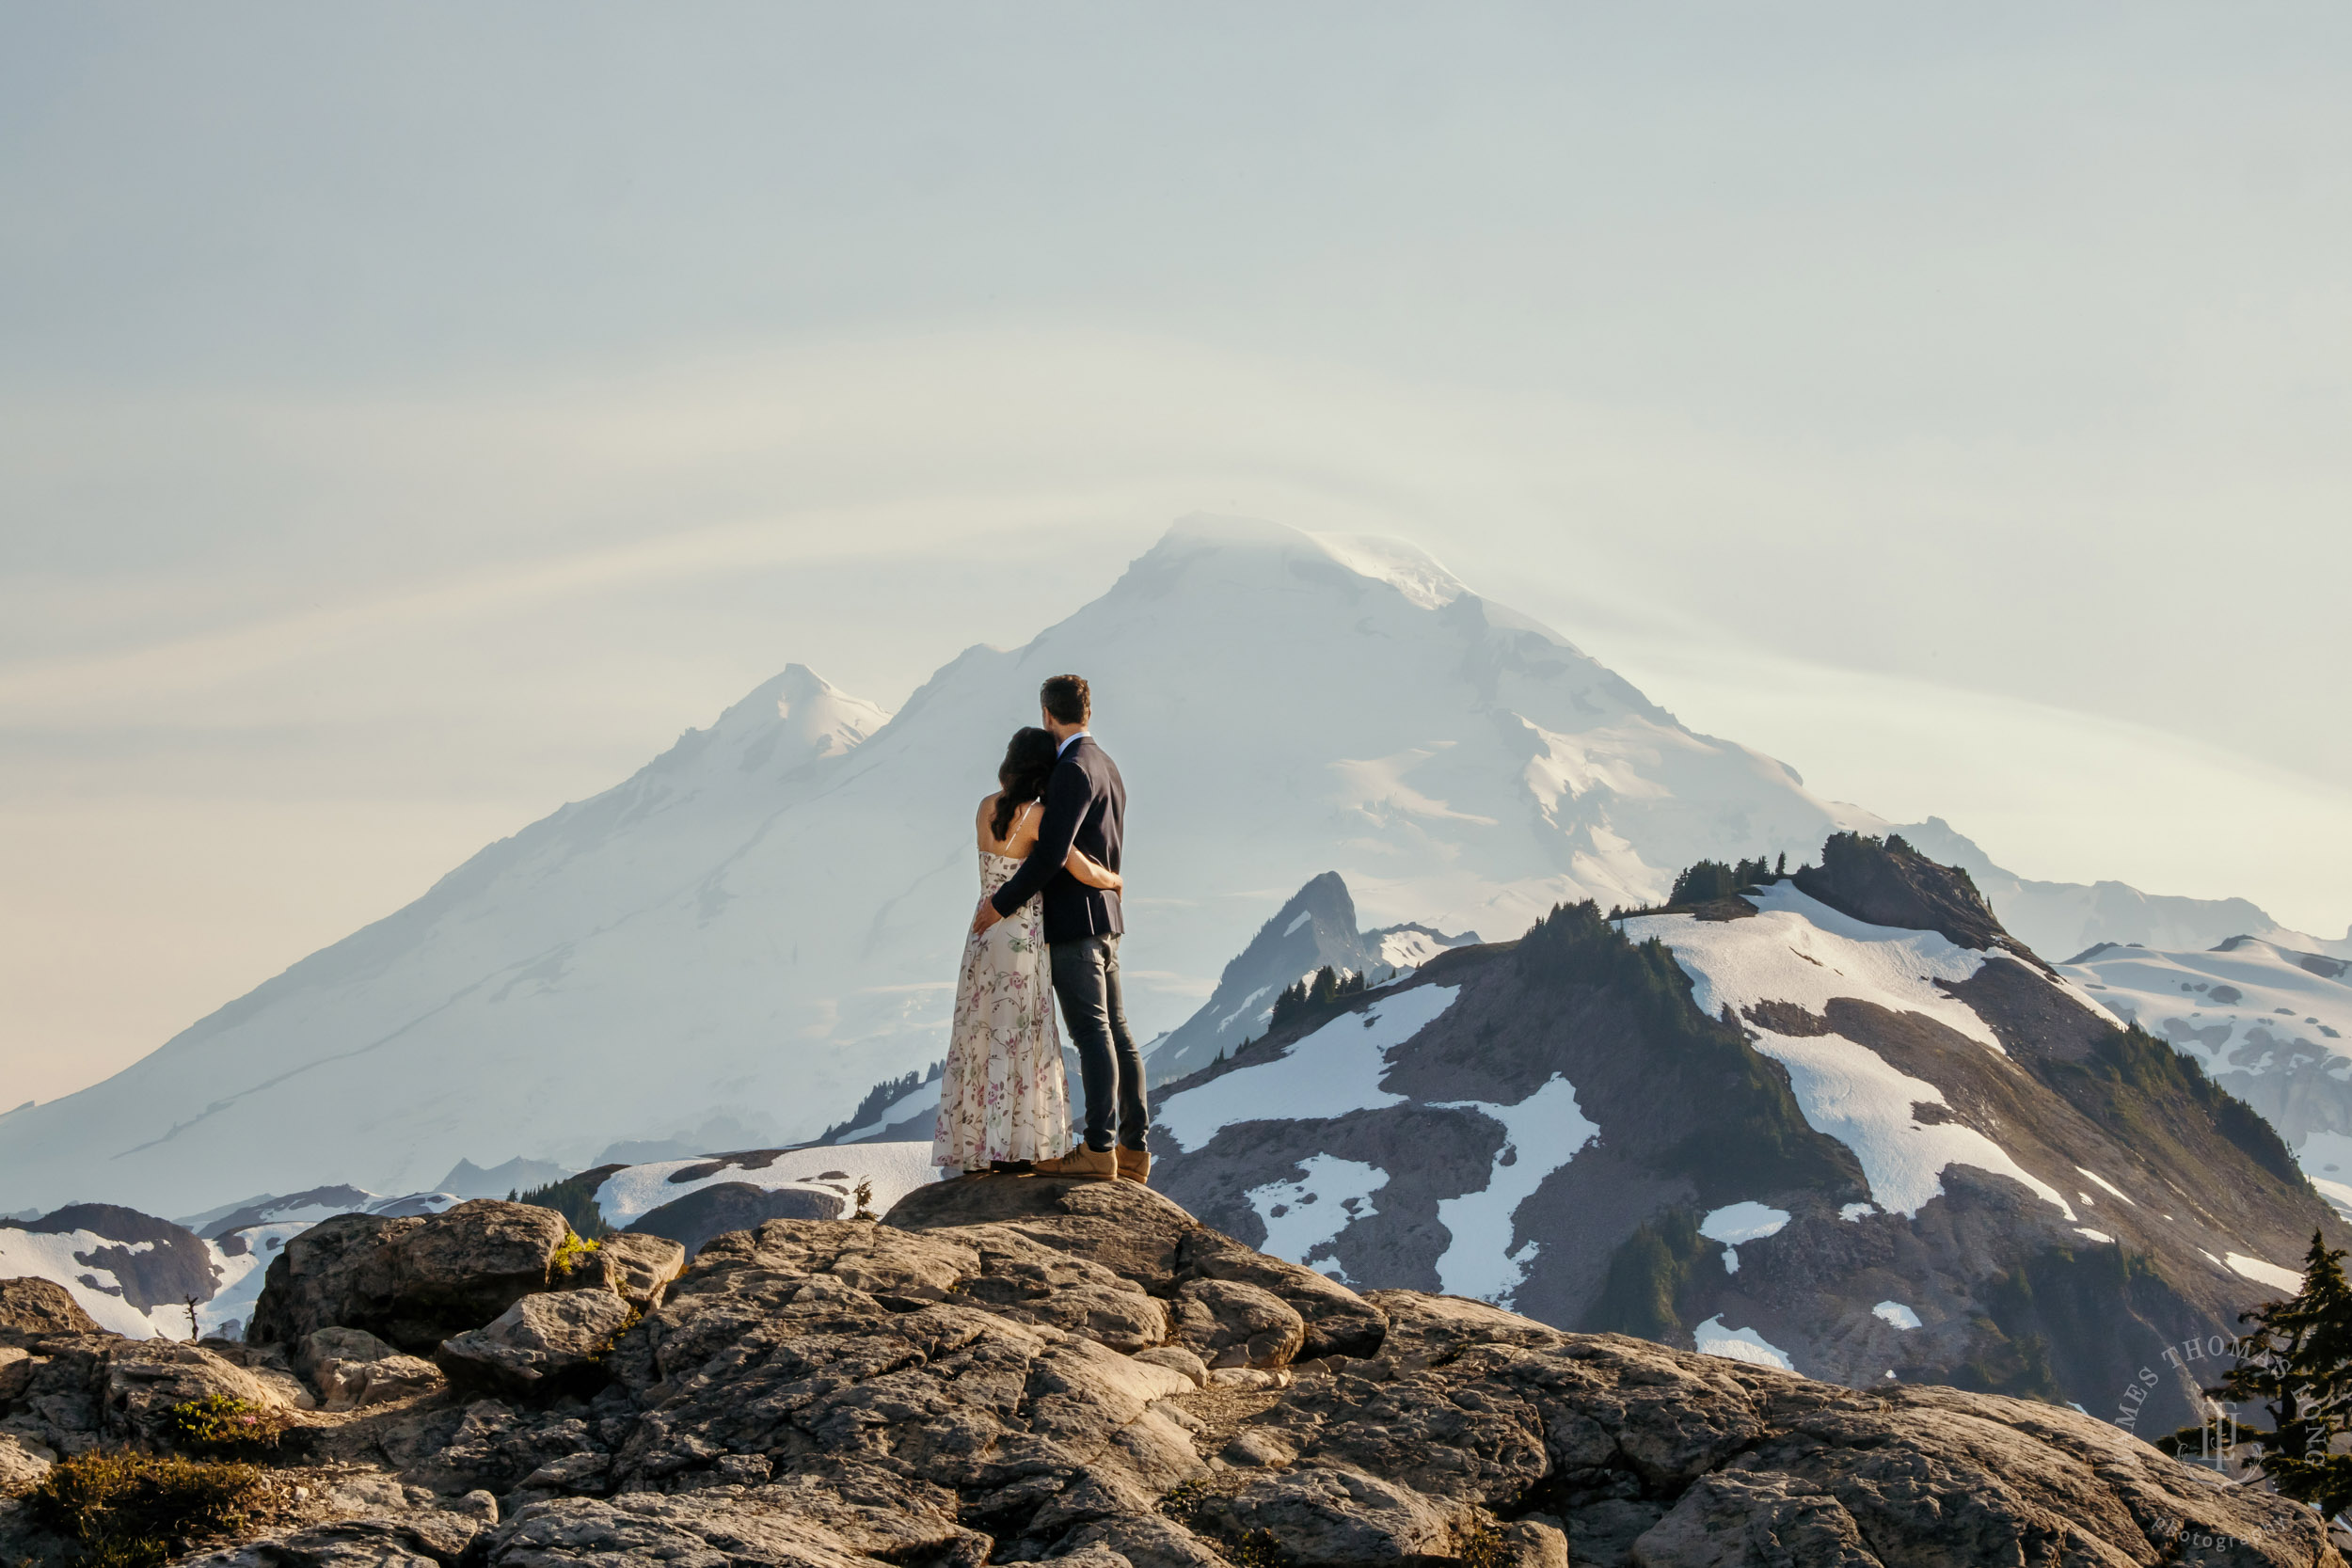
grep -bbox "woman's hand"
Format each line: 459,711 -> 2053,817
1064,848 -> 1121,892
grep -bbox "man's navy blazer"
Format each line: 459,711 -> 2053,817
990,735 -> 1124,943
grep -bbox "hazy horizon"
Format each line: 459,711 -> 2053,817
6,4 -> 2348,1108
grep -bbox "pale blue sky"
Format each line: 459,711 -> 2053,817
5,3 -> 2349,1102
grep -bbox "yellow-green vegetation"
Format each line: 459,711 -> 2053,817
548,1230 -> 603,1275
1224,1528 -> 1288,1568
1160,1480 -> 1288,1568
1456,1522 -> 1508,1568
160,1393 -> 288,1452
29,1450 -> 268,1567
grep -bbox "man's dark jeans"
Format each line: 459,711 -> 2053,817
1050,934 -> 1149,1153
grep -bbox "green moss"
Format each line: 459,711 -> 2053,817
548,1230 -> 603,1275
30,1450 -> 267,1563
159,1394 -> 287,1452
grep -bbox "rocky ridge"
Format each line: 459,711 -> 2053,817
0,1180 -> 2331,1568
1151,835 -> 2344,1434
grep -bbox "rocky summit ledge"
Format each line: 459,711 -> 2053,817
0,1180 -> 2328,1568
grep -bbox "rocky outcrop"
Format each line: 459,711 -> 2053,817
441,1291 -> 636,1395
2,1180 -> 2332,1568
298,1327 -> 447,1410
0,1276 -> 101,1343
562,1232 -> 685,1310
248,1200 -> 574,1354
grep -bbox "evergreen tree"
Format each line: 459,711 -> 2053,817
2187,1230 -> 2352,1513
1775,852 -> 1788,877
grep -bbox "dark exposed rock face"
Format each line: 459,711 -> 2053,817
248,1200 -> 572,1354
1793,832 -> 2038,971
1150,854 -> 2344,1434
0,1180 -> 2331,1568
624,1180 -> 842,1257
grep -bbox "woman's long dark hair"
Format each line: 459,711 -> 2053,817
992,727 -> 1059,841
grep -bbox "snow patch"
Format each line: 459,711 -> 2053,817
1700,1202 -> 1790,1276
2074,1228 -> 2116,1244
1839,1202 -> 1877,1222
1626,897 -> 2077,1222
1245,1154 -> 1389,1284
1283,911 -> 1314,938
0,1229 -> 183,1339
594,1142 -> 936,1229
2225,1253 -> 2303,1292
1693,1315 -> 1795,1371
1430,1075 -> 1598,1304
1157,986 -> 1462,1151
2074,1166 -> 2135,1204
1872,1301 -> 1921,1330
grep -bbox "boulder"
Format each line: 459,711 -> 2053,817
298,1327 -> 445,1409
250,1201 -> 572,1354
884,1172 -> 1196,1290
557,1231 -> 686,1308
0,1431 -> 55,1488
1132,1344 -> 1209,1386
1175,1227 -> 1387,1360
1171,1277 -> 1306,1369
177,1511 -> 483,1568
479,1473 -> 990,1568
0,1276 -> 103,1344
439,1290 -> 634,1394
246,1212 -> 416,1349
198,1338 -> 318,1409
1196,1463 -> 1470,1562
101,1337 -> 294,1447
947,1224 -> 1169,1352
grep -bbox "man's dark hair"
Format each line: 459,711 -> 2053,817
1041,674 -> 1091,725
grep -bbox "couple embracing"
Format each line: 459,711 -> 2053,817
931,673 -> 1150,1182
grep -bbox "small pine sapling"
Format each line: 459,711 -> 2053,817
852,1179 -> 876,1220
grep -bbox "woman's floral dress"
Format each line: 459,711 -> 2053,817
932,846 -> 1070,1169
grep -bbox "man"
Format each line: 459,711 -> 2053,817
972,673 -> 1148,1181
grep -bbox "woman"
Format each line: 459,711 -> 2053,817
932,727 -> 1122,1175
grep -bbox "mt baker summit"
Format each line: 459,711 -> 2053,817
0,516 -> 2317,1212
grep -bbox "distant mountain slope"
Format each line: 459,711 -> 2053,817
1146,870 -> 1479,1084
4,516 -> 2334,1217
0,1187 -> 461,1340
1150,833 -> 2340,1433
2059,936 -> 2352,1217
0,517 -> 1887,1213
1895,816 -> 2351,961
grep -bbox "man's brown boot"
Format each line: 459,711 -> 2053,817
1116,1147 -> 1152,1183
1032,1144 -> 1120,1180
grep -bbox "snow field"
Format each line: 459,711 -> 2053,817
0,1229 -> 193,1339
1244,1154 -> 1390,1284
1155,986 -> 1461,1151
2059,940 -> 2352,1205
1871,1301 -> 1921,1330
1430,1075 -> 1598,1304
1693,1315 -> 1795,1371
2225,1253 -> 2303,1292
592,1141 -> 937,1230
1627,895 -> 2080,1221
